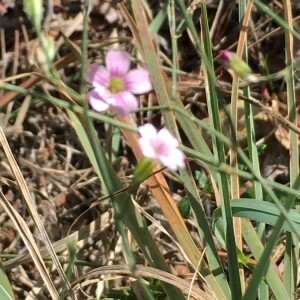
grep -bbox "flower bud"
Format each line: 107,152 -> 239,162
219,50 -> 252,80
128,158 -> 155,193
23,0 -> 43,32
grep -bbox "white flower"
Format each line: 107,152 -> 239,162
138,124 -> 185,171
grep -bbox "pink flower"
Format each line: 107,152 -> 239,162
87,50 -> 152,116
138,124 -> 185,171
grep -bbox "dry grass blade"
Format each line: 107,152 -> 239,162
232,91 -> 300,135
71,264 -> 213,300
3,211 -> 111,269
282,0 -> 299,297
0,52 -> 78,109
0,189 -> 59,299
229,0 -> 254,290
0,126 -> 76,298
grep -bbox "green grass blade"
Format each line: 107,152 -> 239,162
105,124 -> 121,162
283,1 -> 299,297
253,0 -> 300,40
241,219 -> 291,300
149,0 -> 168,34
198,2 -> 242,298
238,0 -> 267,297
242,176 -> 300,300
213,200 -> 300,235
0,261 -> 15,300
0,286 -> 14,300
183,144 -> 300,199
67,109 -> 109,195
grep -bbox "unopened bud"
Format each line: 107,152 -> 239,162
128,158 -> 155,193
23,0 -> 43,32
219,50 -> 252,80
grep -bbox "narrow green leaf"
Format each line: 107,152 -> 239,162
253,0 -> 300,40
67,109 -> 109,195
242,219 -> 291,300
242,176 -> 300,300
213,199 -> 300,235
198,2 -> 242,298
0,261 -> 15,300
0,286 -> 14,300
149,0 -> 168,34
282,1 -> 299,297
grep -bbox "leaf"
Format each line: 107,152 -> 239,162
0,261 -> 15,300
0,285 -> 14,300
213,199 -> 300,235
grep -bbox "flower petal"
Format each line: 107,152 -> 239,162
88,85 -> 116,112
106,50 -> 131,77
93,86 -> 116,104
138,136 -> 157,159
123,69 -> 152,94
88,90 -> 111,112
138,123 -> 158,139
138,124 -> 159,158
158,148 -> 185,171
87,64 -> 111,87
113,91 -> 138,116
157,128 -> 179,148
